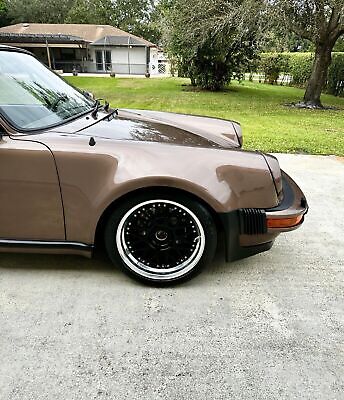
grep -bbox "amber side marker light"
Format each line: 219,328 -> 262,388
267,215 -> 303,229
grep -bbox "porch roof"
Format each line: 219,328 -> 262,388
0,32 -> 86,45
91,36 -> 149,47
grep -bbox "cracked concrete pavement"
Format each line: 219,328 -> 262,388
0,154 -> 343,399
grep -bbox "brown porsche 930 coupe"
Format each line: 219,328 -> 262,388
0,45 -> 308,284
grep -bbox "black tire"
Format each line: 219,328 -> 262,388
104,192 -> 217,285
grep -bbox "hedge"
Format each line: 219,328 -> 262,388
256,52 -> 344,97
327,53 -> 344,97
288,53 -> 314,86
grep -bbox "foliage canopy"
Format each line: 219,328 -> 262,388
163,0 -> 265,90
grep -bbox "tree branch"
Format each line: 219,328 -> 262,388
327,7 -> 340,35
290,23 -> 314,41
329,15 -> 344,45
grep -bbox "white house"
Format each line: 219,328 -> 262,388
0,23 -> 168,76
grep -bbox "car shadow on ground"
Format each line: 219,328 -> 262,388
0,250 -> 113,273
0,236 -> 270,288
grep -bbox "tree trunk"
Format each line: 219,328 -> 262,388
303,44 -> 332,107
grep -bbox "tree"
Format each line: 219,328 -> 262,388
5,0 -> 75,24
65,0 -> 111,25
0,0 -> 10,27
163,0 -> 264,90
262,28 -> 313,52
110,0 -> 159,43
272,1 -> 344,107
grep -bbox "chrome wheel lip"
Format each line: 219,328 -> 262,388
116,199 -> 206,281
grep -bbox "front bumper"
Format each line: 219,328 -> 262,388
219,170 -> 308,261
265,171 -> 308,231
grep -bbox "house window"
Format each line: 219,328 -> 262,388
158,62 -> 166,74
104,50 -> 112,71
95,50 -> 112,72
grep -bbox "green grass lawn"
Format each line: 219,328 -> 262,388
66,76 -> 344,156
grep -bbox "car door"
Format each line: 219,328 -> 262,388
0,130 -> 65,241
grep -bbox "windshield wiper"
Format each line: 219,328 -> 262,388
91,99 -> 101,119
40,94 -> 68,112
51,94 -> 68,111
91,98 -> 111,119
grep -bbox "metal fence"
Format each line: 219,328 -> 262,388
53,61 -> 148,75
53,61 -> 84,73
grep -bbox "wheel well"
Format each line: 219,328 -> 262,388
94,186 -> 224,249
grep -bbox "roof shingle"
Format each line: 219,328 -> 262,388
0,23 -> 156,47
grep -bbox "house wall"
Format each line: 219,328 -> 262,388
149,47 -> 171,75
88,46 -> 147,74
150,47 -> 159,75
2,42 -> 165,75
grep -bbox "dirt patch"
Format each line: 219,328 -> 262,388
284,101 -> 340,110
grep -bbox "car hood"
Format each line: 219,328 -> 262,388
50,109 -> 243,149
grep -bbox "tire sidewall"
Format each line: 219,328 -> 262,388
104,192 -> 217,285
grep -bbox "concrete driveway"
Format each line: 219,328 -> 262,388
0,154 -> 343,400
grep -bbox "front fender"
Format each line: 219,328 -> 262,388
30,133 -> 278,244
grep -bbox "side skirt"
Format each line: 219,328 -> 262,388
0,239 -> 93,258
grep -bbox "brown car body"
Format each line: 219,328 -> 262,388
0,46 -> 308,278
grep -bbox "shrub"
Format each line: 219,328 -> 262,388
259,53 -> 290,84
327,53 -> 344,97
164,0 -> 263,90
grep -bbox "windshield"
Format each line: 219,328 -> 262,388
0,50 -> 94,131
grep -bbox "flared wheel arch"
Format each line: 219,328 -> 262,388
94,186 -> 224,251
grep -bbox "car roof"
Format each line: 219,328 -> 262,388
0,44 -> 33,56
